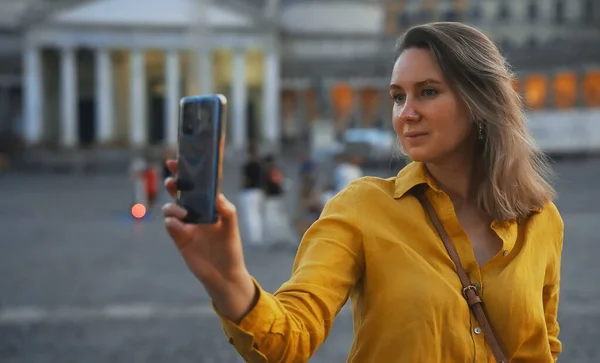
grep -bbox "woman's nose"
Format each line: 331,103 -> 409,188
399,102 -> 420,122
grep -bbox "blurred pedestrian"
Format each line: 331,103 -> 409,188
298,150 -> 317,193
333,150 -> 364,193
319,183 -> 337,207
263,154 -> 294,246
143,160 -> 159,209
239,144 -> 265,247
294,151 -> 319,235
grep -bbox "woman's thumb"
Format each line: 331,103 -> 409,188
216,193 -> 237,226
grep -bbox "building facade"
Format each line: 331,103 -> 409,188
0,0 -> 599,153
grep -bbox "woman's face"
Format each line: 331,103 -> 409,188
390,47 -> 474,164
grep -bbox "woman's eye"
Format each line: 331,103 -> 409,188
422,89 -> 438,97
392,94 -> 406,103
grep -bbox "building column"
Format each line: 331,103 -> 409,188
60,47 -> 78,148
231,49 -> 247,150
129,48 -> 147,147
165,48 -> 180,147
95,48 -> 114,145
23,45 -> 43,145
262,48 -> 281,151
197,50 -> 213,95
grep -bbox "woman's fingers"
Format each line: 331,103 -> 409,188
162,202 -> 192,250
162,202 -> 188,219
164,177 -> 177,198
166,159 -> 178,175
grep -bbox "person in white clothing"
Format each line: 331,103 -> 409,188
334,152 -> 364,193
320,183 -> 338,208
262,154 -> 295,247
239,145 -> 266,247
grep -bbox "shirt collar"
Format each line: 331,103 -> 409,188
393,161 -> 441,199
395,161 -> 543,218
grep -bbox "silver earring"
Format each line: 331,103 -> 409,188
477,123 -> 484,140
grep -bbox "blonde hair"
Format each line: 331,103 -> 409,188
395,22 -> 556,221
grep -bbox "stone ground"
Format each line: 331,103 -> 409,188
0,156 -> 599,362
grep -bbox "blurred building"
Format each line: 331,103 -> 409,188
0,0 -> 599,155
0,0 -> 282,153
279,0 -> 600,155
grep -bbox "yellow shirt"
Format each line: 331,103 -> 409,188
217,161 -> 563,362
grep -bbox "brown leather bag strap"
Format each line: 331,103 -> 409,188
415,192 -> 509,363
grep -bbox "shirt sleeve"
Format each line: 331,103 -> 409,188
215,183 -> 365,363
543,210 -> 564,361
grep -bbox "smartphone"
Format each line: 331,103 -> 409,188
176,94 -> 227,224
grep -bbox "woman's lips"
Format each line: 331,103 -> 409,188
404,131 -> 428,139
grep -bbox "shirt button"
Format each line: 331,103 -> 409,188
502,250 -> 509,256
474,327 -> 482,335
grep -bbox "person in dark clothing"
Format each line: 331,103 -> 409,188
263,154 -> 284,197
242,153 -> 263,190
298,150 -> 317,196
294,151 -> 319,235
239,144 -> 266,246
262,154 -> 294,246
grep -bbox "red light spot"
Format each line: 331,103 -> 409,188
131,203 -> 147,219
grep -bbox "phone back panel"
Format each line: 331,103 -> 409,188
176,94 -> 227,224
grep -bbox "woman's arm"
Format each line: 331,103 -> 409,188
215,184 -> 365,363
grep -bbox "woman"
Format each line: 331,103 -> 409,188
162,22 -> 563,362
